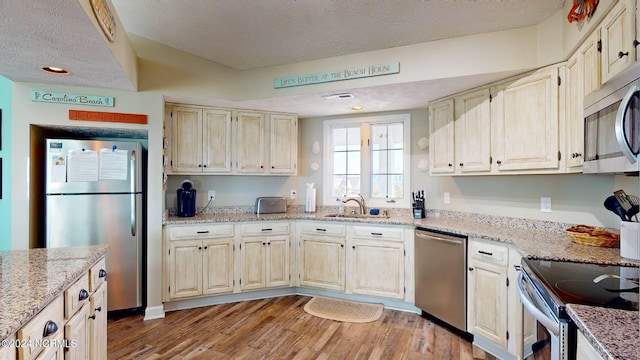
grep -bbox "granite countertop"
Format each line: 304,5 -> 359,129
0,245 -> 108,341
567,304 -> 639,360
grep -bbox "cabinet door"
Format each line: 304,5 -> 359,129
467,259 -> 508,349
601,0 -> 635,84
240,237 -> 266,291
299,236 -> 345,291
269,114 -> 298,174
171,106 -> 203,172
429,99 -> 455,174
351,240 -> 404,299
566,52 -> 584,170
34,332 -> 63,360
265,235 -> 290,288
581,31 -> 601,96
202,238 -> 235,295
89,283 -> 107,360
576,331 -> 605,360
202,109 -> 232,173
169,241 -> 203,299
236,111 -> 266,173
64,304 -> 90,360
454,89 -> 491,173
491,66 -> 560,171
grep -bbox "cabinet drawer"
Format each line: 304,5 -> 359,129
64,273 -> 90,319
352,225 -> 403,241
469,240 -> 508,266
300,222 -> 346,236
240,222 -> 290,236
168,224 -> 234,240
17,295 -> 64,360
89,257 -> 107,293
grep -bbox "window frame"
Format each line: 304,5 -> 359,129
322,113 -> 411,209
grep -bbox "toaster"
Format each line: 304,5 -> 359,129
255,197 -> 287,214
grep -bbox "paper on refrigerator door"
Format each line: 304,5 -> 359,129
67,149 -> 98,182
99,148 -> 128,180
50,154 -> 67,182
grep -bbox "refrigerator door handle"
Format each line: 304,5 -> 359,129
130,151 -> 137,237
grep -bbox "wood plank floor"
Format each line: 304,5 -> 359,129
108,295 -> 550,360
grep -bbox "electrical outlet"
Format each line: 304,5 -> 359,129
541,197 -> 551,213
290,190 -> 297,200
208,190 -> 215,201
443,192 -> 451,204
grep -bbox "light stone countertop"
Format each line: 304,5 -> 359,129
567,304 -> 640,360
0,245 -> 108,342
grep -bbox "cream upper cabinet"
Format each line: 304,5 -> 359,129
581,31 -> 602,96
566,52 -> 585,171
269,113 -> 298,175
454,88 -> 492,173
170,106 -> 232,173
428,98 -> 455,174
600,0 -> 636,84
235,111 -> 266,173
491,65 -> 560,172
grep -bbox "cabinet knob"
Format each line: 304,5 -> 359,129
496,160 -> 502,165
262,242 -> 266,245
352,245 -> 356,249
88,314 -> 96,320
260,165 -> 264,169
634,40 -> 640,48
79,289 -> 89,301
203,165 -> 207,168
468,267 -> 474,272
95,306 -> 102,312
198,246 -> 202,250
198,164 -> 202,168
43,320 -> 58,337
340,244 -> 344,248
204,246 -> 208,250
99,269 -> 107,278
459,163 -> 464,167
267,242 -> 271,245
448,163 -> 452,167
578,153 -> 582,157
618,51 -> 629,58
271,166 -> 275,169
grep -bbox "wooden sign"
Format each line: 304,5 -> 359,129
31,91 -> 114,107
274,62 -> 400,88
69,110 -> 147,124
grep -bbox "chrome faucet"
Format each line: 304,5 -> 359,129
342,194 -> 365,215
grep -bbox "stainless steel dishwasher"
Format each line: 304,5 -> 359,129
415,227 -> 468,333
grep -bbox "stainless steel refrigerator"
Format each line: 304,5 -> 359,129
45,138 -> 143,312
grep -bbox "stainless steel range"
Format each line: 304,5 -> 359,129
518,258 -> 639,360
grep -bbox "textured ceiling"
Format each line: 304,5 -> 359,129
0,0 -> 564,117
111,0 -> 564,70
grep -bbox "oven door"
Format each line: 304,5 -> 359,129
517,271 -> 575,360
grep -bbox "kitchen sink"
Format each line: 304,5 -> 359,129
324,213 -> 388,219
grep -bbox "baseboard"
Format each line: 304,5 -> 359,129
143,305 -> 166,321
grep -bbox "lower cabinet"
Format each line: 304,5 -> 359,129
576,331 -> 604,360
299,227 -> 346,291
467,238 -> 536,358
239,222 -> 291,291
12,256 -> 107,360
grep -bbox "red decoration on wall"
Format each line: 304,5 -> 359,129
568,0 -> 599,23
69,110 -> 147,124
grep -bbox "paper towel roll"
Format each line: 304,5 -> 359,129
620,221 -> 640,260
305,188 -> 316,213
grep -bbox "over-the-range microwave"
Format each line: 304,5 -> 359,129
583,62 -> 640,174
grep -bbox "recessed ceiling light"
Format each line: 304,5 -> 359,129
322,93 -> 355,100
351,106 -> 364,111
41,66 -> 69,75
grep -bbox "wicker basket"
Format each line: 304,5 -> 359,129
565,230 -> 620,247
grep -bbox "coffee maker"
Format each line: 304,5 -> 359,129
177,179 -> 196,217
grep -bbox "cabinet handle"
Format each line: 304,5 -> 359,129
468,267 -> 474,272
261,228 -> 273,231
634,40 -> 640,48
618,51 -> 629,58
267,242 -> 271,245
79,289 -> 89,301
271,166 -> 275,169
315,228 -> 327,232
198,164 -> 202,168
448,163 -> 452,167
204,246 -> 208,250
99,269 -> 107,278
203,165 -> 207,168
95,306 -> 102,312
260,165 -> 264,169
198,246 -> 202,250
352,245 -> 356,249
459,163 -> 464,167
43,320 -> 58,337
371,232 -> 383,236
262,242 -> 266,245
196,230 -> 210,234
340,244 -> 344,248
88,314 -> 96,320
496,160 -> 502,165
478,250 -> 493,256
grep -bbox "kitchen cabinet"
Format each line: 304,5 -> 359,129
169,106 -> 233,173
239,222 -> 291,291
88,283 -> 107,360
269,113 -> 298,174
428,98 -> 455,174
600,0 -> 636,84
0,334 -> 16,360
348,225 -> 405,299
491,64 -> 561,172
566,51 -> 585,171
165,224 -> 235,300
581,31 -> 602,97
576,331 -> 604,360
454,88 -> 492,173
298,222 -> 346,291
235,111 -> 266,173
64,303 -> 90,360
